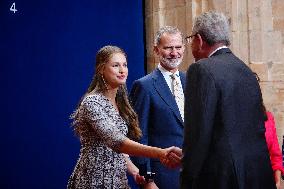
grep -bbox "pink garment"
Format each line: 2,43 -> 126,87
265,111 -> 284,174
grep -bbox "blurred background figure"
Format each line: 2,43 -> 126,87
256,73 -> 284,189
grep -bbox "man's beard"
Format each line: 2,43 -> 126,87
160,57 -> 182,69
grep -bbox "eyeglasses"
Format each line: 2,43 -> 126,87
185,33 -> 198,43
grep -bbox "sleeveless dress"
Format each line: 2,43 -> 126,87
67,93 -> 130,189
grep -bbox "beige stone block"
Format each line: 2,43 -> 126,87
273,19 -> 284,31
267,101 -> 284,145
145,0 -> 153,17
269,64 -> 284,81
248,0 -> 262,31
179,59 -> 190,72
144,16 -> 154,53
174,7 -> 187,35
230,0 -> 248,32
231,32 -> 238,53
272,0 -> 284,19
273,111 -> 284,146
248,31 -> 281,64
248,0 -> 273,31
153,7 -> 187,36
152,0 -> 160,12
190,0 -> 210,17
263,31 -> 282,63
260,0 -> 273,32
230,1 -> 238,32
231,31 -> 249,64
192,0 -> 201,17
146,56 -> 156,74
239,32 -> 249,64
190,0 -> 210,14
180,48 -> 194,72
260,82 -> 276,104
208,0 -> 234,14
249,31 -> 264,62
249,63 -> 269,81
275,87 -> 284,105
268,105 -> 284,137
282,45 -> 284,63
152,11 -> 164,30
261,82 -> 284,108
184,0 -> 194,35
153,0 -> 186,12
200,0 -> 209,12
158,10 -> 174,26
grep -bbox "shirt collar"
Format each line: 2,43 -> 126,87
208,46 -> 228,57
158,63 -> 180,77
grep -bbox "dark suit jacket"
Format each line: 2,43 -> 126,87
181,48 -> 275,189
129,68 -> 185,189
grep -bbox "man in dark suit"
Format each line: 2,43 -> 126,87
181,11 -> 276,189
129,26 -> 185,189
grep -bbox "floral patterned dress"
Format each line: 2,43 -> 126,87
67,93 -> 130,189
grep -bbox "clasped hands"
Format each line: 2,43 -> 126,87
132,146 -> 182,187
160,146 -> 182,169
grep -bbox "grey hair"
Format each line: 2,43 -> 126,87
154,26 -> 184,46
192,11 -> 231,46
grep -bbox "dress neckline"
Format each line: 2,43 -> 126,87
87,93 -> 120,115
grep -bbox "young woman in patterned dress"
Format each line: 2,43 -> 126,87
67,45 -> 179,189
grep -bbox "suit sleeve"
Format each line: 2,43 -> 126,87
181,63 -> 218,187
129,80 -> 152,174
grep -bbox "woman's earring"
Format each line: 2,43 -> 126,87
101,75 -> 109,90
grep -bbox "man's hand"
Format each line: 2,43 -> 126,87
159,146 -> 182,169
143,181 -> 159,189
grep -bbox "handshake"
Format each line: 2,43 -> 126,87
159,146 -> 182,169
131,146 -> 182,186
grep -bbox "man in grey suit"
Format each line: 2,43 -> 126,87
181,11 -> 276,189
129,26 -> 185,189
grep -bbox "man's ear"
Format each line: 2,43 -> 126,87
196,34 -> 203,50
154,46 -> 159,55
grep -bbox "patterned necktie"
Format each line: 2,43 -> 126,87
170,74 -> 184,121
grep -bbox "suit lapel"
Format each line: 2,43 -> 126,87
152,69 -> 183,125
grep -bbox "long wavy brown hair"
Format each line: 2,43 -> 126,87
72,45 -> 142,140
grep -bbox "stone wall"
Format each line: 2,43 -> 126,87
145,0 -> 284,164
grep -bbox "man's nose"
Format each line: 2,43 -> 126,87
170,48 -> 178,56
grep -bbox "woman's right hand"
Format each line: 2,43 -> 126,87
133,172 -> 147,186
159,146 -> 182,168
